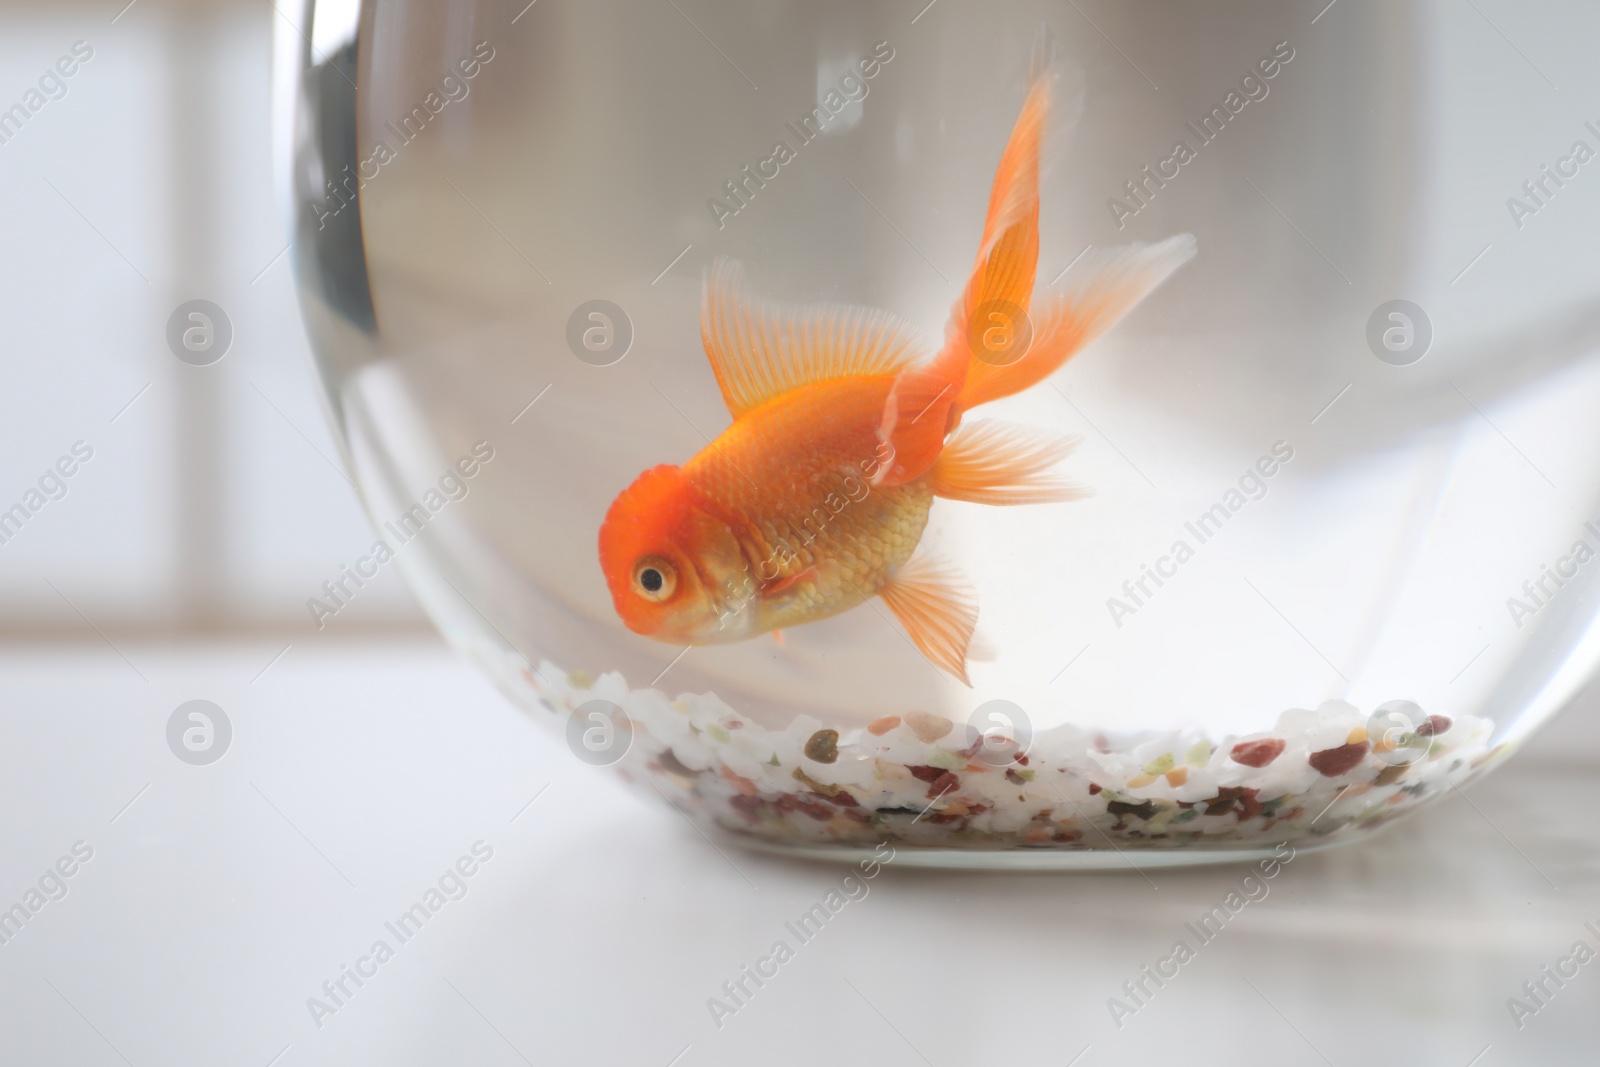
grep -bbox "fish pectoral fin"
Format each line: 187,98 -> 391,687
761,566 -> 817,597
700,257 -> 923,419
932,420 -> 1089,506
877,554 -> 978,686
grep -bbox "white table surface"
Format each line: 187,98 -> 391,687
1,640 -> 1596,1067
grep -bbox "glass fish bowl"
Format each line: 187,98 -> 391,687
285,0 -> 1600,867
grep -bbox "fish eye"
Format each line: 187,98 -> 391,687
632,556 -> 676,601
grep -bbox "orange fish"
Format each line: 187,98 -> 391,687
600,54 -> 1194,683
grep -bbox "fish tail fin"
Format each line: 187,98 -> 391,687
875,52 -> 1056,486
930,26 -> 1191,418
878,552 -> 978,685
955,235 -> 1197,414
940,47 -> 1053,400
931,420 -> 1089,506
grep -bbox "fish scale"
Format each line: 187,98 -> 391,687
684,375 -> 934,632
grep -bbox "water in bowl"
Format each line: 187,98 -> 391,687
287,0 -> 1600,865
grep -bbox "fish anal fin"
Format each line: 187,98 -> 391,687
878,554 -> 978,685
932,421 -> 1088,506
701,258 -> 923,419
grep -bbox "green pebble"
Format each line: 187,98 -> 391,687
1143,753 -> 1176,775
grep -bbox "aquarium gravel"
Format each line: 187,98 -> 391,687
510,657 -> 1505,853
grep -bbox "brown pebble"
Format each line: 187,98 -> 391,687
729,794 -> 763,821
1373,763 -> 1408,787
926,771 -> 960,798
1416,715 -> 1452,738
1087,782 -> 1102,795
1106,799 -> 1159,821
1203,786 -> 1262,820
804,729 -> 840,763
792,767 -> 840,796
904,710 -> 953,742
774,793 -> 835,821
720,765 -> 757,795
907,764 -> 946,783
1230,738 -> 1286,768
656,749 -> 698,780
797,799 -> 835,821
866,715 -> 902,736
1309,740 -> 1370,777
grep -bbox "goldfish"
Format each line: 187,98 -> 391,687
600,48 -> 1194,684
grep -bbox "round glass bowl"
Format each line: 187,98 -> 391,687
285,0 -> 1600,866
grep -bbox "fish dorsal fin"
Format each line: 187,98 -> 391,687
701,257 -> 923,419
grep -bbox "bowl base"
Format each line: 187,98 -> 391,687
714,829 -> 1359,870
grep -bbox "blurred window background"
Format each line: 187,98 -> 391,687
0,0 -> 425,639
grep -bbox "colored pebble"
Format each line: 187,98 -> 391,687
1417,714 -> 1452,737
721,765 -> 758,795
904,710 -> 954,742
1203,786 -> 1263,819
1143,753 -> 1176,775
867,715 -> 902,736
657,749 -> 697,778
1230,738 -> 1286,768
1106,799 -> 1159,820
1309,740 -> 1370,776
804,728 -> 840,763
1373,763 -> 1408,787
